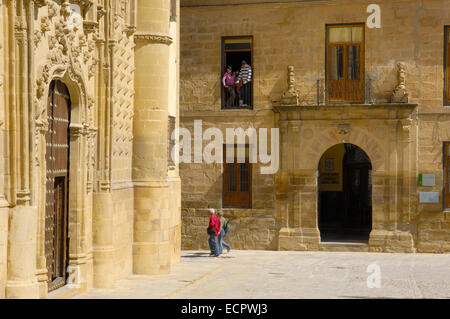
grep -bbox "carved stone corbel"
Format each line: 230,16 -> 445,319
124,25 -> 136,37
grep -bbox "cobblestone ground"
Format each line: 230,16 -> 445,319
73,250 -> 450,299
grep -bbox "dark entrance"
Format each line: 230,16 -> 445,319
45,80 -> 71,291
318,144 -> 372,242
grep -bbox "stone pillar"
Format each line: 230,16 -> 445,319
132,0 -> 172,275
0,200 -> 8,299
92,192 -> 114,287
6,206 -> 39,298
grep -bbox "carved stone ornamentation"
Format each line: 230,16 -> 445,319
124,26 -> 136,37
48,1 -> 59,19
71,0 -> 94,12
337,124 -> 351,142
83,21 -> 98,34
41,16 -> 51,33
281,66 -> 299,105
391,61 -> 409,103
34,0 -> 47,8
34,16 -> 52,49
134,33 -> 173,45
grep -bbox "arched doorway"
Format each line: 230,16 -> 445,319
45,80 -> 71,291
318,143 -> 372,242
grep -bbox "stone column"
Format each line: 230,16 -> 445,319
6,206 -> 39,298
132,0 -> 172,275
0,199 -> 8,299
92,192 -> 114,287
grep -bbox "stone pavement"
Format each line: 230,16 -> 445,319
73,250 -> 450,299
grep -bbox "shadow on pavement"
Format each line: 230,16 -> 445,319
182,252 -> 212,258
182,252 -> 236,259
341,296 -> 401,299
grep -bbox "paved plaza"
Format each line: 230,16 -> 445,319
73,250 -> 450,299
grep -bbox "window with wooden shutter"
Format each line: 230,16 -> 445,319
445,27 -> 450,105
223,145 -> 252,208
326,24 -> 365,103
444,143 -> 450,209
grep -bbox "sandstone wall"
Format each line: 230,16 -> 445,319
112,187 -> 134,281
0,1 -> 7,299
0,0 -> 182,298
180,0 -> 450,252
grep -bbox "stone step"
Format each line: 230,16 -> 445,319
319,242 -> 369,252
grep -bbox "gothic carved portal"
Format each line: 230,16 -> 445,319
45,80 -> 71,292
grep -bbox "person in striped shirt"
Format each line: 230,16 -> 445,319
237,60 -> 252,106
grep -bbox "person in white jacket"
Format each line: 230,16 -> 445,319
237,60 -> 252,106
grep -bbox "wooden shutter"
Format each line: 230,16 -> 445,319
445,143 -> 450,209
327,24 -> 365,103
223,145 -> 252,208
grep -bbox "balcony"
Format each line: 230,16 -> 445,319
222,82 -> 253,109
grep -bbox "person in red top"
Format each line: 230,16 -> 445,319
207,208 -> 221,257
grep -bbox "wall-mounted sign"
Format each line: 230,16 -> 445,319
419,192 -> 439,203
418,174 -> 436,186
320,173 -> 340,185
325,158 -> 334,171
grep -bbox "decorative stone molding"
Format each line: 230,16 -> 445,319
391,61 -> 409,103
69,123 -> 85,137
16,190 -> 31,205
134,33 -> 173,45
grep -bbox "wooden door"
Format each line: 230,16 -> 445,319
326,24 -> 365,103
45,80 -> 71,292
223,145 -> 252,208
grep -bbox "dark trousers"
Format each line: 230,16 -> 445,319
208,231 -> 218,254
225,86 -> 236,106
239,82 -> 251,106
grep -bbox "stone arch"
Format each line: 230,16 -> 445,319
317,143 -> 373,241
34,56 -> 92,295
300,125 -> 385,172
35,60 -> 89,127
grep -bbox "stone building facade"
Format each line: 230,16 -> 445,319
0,0 -> 181,298
179,0 -> 450,253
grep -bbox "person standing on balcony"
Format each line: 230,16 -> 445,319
237,60 -> 252,106
207,208 -> 221,257
222,66 -> 236,107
